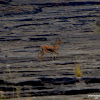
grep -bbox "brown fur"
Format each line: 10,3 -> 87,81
38,39 -> 61,61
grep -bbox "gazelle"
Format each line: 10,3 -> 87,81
38,39 -> 61,61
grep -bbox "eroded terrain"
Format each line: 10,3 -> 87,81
0,0 -> 100,99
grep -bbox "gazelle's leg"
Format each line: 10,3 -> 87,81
40,48 -> 46,61
39,53 -> 43,61
38,51 -> 42,61
38,50 -> 44,61
53,50 -> 58,59
51,53 -> 54,60
39,53 -> 44,61
48,51 -> 54,60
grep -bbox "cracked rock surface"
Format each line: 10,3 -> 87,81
0,0 -> 100,99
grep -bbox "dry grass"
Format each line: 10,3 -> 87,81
75,63 -> 82,78
0,66 -> 33,100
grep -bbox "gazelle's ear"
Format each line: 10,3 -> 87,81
56,38 -> 60,41
56,38 -> 61,42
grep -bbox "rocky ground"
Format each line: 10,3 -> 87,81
0,0 -> 100,99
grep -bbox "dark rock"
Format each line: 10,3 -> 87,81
64,89 -> 100,95
96,21 -> 100,26
23,1 -> 100,7
83,77 -> 100,84
0,79 -> 13,85
39,77 -> 76,85
0,38 -> 21,41
0,0 -> 100,99
0,86 -> 16,91
16,80 -> 44,86
0,0 -> 11,4
29,38 -> 47,41
35,33 -> 58,36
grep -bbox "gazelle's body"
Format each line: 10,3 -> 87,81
39,39 -> 61,61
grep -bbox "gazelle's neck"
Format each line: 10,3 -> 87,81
55,41 -> 59,49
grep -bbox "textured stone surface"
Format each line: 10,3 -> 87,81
0,0 -> 11,4
0,5 -> 42,16
0,0 -> 100,99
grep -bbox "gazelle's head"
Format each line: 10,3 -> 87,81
56,38 -> 61,44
